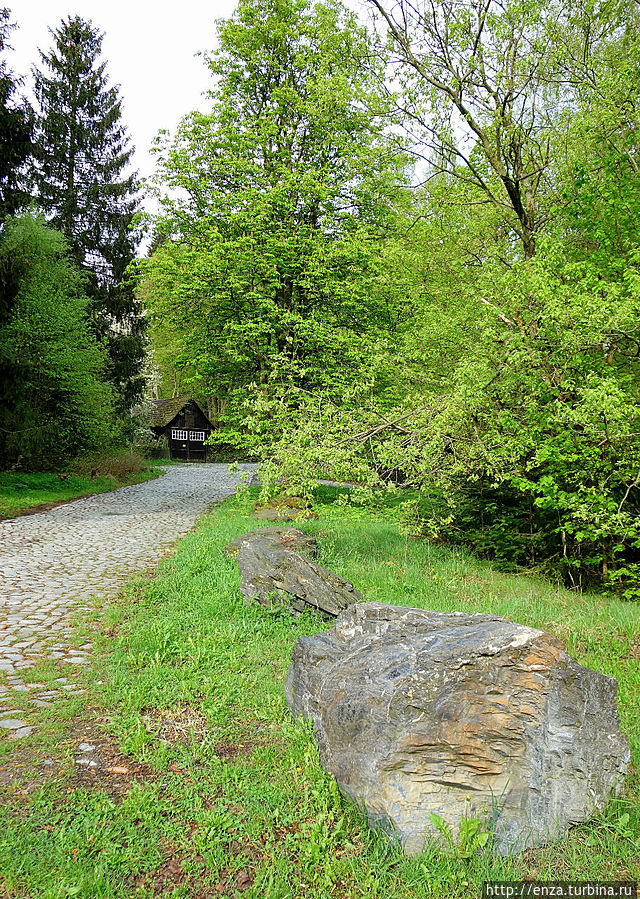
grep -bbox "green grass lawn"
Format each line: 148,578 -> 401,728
0,486 -> 638,898
0,467 -> 162,519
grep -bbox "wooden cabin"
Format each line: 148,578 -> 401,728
149,397 -> 214,462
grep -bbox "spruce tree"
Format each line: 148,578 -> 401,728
32,16 -> 145,413
0,8 -> 33,220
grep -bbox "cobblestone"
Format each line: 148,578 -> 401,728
0,463 -> 256,737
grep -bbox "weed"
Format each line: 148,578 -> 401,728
73,449 -> 150,480
428,799 -> 492,859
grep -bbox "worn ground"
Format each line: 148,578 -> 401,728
0,463 -> 257,738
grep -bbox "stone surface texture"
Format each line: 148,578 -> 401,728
229,527 -> 361,616
0,463 -> 255,737
224,526 -> 317,560
285,602 -> 630,856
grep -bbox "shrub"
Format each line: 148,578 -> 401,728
0,215 -> 116,469
73,449 -> 149,481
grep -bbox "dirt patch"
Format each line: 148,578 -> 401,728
0,713 -> 158,797
128,831 -> 263,897
617,631 -> 640,660
128,838 -> 211,897
67,718 -> 159,799
213,739 -> 257,761
138,706 -> 271,762
213,866 -> 255,895
141,705 -> 210,745
0,754 -> 61,790
213,840 -> 264,897
212,718 -> 275,763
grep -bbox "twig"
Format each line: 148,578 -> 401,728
617,468 -> 640,515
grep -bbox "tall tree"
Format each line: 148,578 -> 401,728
0,8 -> 33,220
145,0 -> 408,453
262,0 -> 640,596
367,0 -> 570,259
31,16 -> 145,412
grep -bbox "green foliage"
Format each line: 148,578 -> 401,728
428,803 -> 491,859
424,241 -> 640,592
0,214 -> 116,468
31,15 -> 146,412
144,0 -> 408,454
139,0 -> 640,596
255,0 -> 640,597
369,0 -> 573,259
0,8 -> 33,219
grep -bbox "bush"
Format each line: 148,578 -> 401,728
0,215 -> 117,469
73,449 -> 149,481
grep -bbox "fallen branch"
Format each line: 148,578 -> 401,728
339,407 -> 430,445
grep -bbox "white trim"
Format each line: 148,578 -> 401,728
171,429 -> 188,440
190,430 -> 205,442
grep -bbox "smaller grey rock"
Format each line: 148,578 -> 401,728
254,507 -> 298,521
230,529 -> 361,616
78,742 -> 95,752
0,718 -> 28,729
225,527 -> 317,560
8,726 -> 34,739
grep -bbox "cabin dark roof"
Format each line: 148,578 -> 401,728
149,397 -> 192,428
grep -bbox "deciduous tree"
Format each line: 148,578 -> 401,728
367,0 -> 569,258
145,0 -> 408,452
264,0 -> 640,595
0,215 -> 116,468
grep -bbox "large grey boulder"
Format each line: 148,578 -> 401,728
225,527 -> 362,616
285,603 -> 630,856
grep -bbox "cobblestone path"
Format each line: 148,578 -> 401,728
0,463 -> 256,738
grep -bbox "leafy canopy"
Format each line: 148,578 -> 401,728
145,0 -> 409,452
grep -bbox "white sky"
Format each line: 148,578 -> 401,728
9,0 -> 238,195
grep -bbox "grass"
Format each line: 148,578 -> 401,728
0,465 -> 162,519
0,485 -> 638,898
